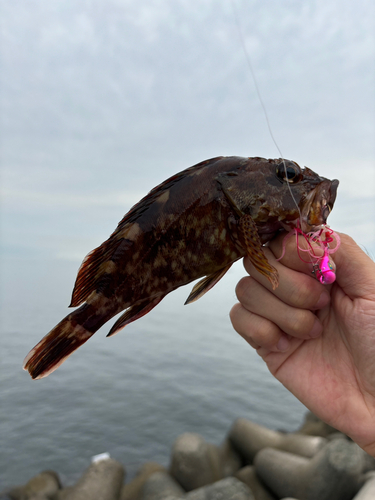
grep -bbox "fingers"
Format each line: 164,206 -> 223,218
269,230 -> 375,300
235,276 -> 323,340
230,303 -> 291,353
333,232 -> 375,299
230,231 -> 334,354
243,249 -> 331,311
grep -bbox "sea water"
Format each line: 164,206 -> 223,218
0,255 -> 307,489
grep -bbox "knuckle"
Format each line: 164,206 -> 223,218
229,303 -> 242,325
251,321 -> 280,349
288,310 -> 314,337
235,276 -> 255,302
287,280 -> 318,308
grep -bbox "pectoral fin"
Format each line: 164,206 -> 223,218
238,214 -> 279,289
219,179 -> 279,289
185,264 -> 232,305
216,171 -> 256,216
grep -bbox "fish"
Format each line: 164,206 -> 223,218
23,156 -> 339,379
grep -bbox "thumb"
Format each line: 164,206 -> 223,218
333,232 -> 375,299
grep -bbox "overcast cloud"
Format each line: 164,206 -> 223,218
1,0 -> 375,261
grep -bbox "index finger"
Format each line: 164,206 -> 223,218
242,245 -> 331,311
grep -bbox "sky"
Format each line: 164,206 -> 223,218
1,0 -> 375,263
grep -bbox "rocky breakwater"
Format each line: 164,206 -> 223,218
2,411 -> 375,500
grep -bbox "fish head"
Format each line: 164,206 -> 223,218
259,159 -> 339,233
216,158 -> 339,236
281,161 -> 338,232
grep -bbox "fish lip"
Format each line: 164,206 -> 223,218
300,179 -> 339,233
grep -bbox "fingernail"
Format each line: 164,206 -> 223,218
315,291 -> 330,309
277,335 -> 290,352
310,318 -> 323,338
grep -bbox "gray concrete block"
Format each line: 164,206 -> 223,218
296,411 -> 337,437
140,471 -> 185,500
235,465 -> 277,500
229,418 -> 326,462
185,477 -> 254,500
64,457 -> 124,500
326,432 -> 348,441
24,496 -> 49,500
169,433 -> 222,491
353,475 -> 375,499
219,439 -> 243,477
7,471 -> 60,500
53,486 -> 75,499
121,463 -> 166,500
255,439 -> 363,500
355,444 -> 375,472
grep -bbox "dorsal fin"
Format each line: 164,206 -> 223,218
69,157 -> 224,308
113,156 -> 223,233
69,247 -> 100,307
69,236 -> 133,307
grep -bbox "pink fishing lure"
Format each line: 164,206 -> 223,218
278,225 -> 340,285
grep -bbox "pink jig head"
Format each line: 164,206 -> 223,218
315,248 -> 336,284
277,224 -> 340,285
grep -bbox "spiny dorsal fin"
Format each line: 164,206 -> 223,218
184,264 -> 232,305
113,157 -> 223,233
70,156 -> 224,308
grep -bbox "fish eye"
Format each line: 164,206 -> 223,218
276,162 -> 302,183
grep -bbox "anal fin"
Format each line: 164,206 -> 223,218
184,264 -> 232,305
107,295 -> 165,337
239,214 -> 279,289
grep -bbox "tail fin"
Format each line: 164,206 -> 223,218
23,305 -> 98,379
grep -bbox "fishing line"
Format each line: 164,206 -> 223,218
230,0 -> 302,223
230,1 -> 340,283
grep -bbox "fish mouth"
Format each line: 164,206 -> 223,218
300,179 -> 339,232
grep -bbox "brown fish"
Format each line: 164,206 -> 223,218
23,156 -> 338,379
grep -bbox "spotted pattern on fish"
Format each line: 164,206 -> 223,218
23,156 -> 339,379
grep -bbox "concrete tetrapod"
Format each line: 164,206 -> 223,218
352,475 -> 375,499
121,463 -> 166,500
59,457 -> 125,500
229,418 -> 326,462
141,471 -> 185,500
254,439 -> 363,500
219,438 -> 243,477
184,477 -> 254,500
169,433 -> 222,491
235,465 -> 277,500
296,411 -> 337,437
6,471 -> 61,499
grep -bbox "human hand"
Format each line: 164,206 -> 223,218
230,231 -> 375,456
